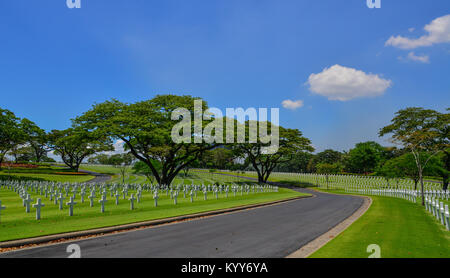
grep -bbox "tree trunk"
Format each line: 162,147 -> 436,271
161,175 -> 177,187
34,148 -> 41,163
263,168 -> 273,183
443,176 -> 449,191
258,174 -> 264,184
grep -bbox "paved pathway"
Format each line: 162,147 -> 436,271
81,170 -> 112,184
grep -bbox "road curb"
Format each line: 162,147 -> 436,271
0,195 -> 310,251
286,190 -> 372,258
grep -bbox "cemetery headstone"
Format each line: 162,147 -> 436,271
66,197 -> 77,216
32,198 -> 45,220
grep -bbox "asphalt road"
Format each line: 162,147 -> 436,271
80,170 -> 112,184
0,188 -> 363,258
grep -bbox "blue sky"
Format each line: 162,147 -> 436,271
0,0 -> 449,152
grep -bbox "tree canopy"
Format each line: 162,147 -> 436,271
345,141 -> 386,174
48,128 -> 113,172
74,95 -> 218,185
233,122 -> 314,183
378,153 -> 444,189
379,107 -> 449,204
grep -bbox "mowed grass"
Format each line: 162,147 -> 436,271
0,187 -> 306,242
309,190 -> 450,258
196,170 -> 312,187
79,165 -> 129,175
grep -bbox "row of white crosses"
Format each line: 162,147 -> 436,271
296,173 -> 450,231
296,173 -> 448,196
230,169 -> 446,191
0,180 -> 278,221
425,196 -> 450,230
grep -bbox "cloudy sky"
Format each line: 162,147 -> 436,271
0,0 -> 449,153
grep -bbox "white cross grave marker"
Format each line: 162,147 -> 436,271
154,191 -> 159,207
58,193 -> 66,210
66,196 -> 77,216
99,194 -> 107,213
24,194 -> 33,213
129,194 -> 136,210
33,198 -> 45,220
89,191 -> 95,207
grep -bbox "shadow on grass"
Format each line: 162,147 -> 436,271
0,175 -> 45,182
263,179 -> 317,188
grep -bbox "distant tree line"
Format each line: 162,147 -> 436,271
188,107 -> 449,197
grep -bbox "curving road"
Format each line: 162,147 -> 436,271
80,170 -> 112,184
0,188 -> 363,258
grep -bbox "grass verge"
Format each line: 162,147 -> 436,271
309,189 -> 450,258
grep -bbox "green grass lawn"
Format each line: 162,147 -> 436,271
309,190 -> 450,258
195,170 -> 313,187
0,187 -> 306,242
79,164 -> 129,175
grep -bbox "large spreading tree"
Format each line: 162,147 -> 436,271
74,95 -> 218,185
379,107 -> 449,205
48,128 -> 113,172
234,121 -> 314,183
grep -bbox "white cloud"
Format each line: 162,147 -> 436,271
408,28 -> 415,33
406,52 -> 430,63
282,99 -> 304,110
306,65 -> 392,101
103,140 -> 126,155
47,150 -> 62,162
386,14 -> 450,49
